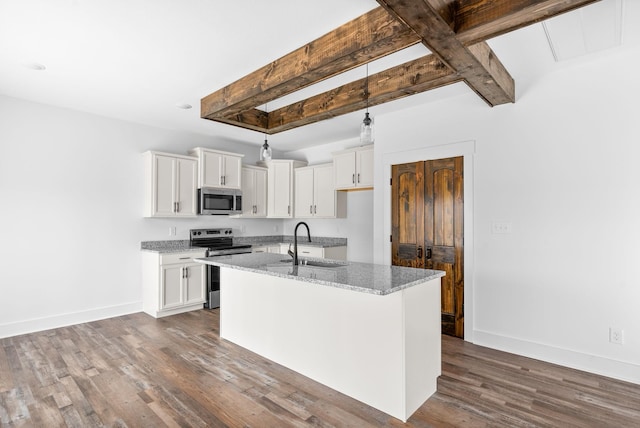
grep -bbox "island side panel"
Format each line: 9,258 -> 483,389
403,277 -> 442,419
219,267 -> 408,420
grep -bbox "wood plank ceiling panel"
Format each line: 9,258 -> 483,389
201,0 -> 602,136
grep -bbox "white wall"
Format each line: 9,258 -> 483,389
0,95 -> 374,338
373,45 -> 640,384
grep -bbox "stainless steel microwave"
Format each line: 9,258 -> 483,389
198,187 -> 242,215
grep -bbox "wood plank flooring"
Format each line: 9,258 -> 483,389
1,309 -> 638,427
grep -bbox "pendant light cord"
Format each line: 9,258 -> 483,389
365,64 -> 369,113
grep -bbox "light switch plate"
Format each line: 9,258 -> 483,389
492,221 -> 512,234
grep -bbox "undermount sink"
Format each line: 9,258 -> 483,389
279,259 -> 345,269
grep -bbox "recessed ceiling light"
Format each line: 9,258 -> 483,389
176,103 -> 192,110
24,62 -> 46,71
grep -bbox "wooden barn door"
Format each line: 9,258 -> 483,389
391,162 -> 425,268
391,157 -> 464,338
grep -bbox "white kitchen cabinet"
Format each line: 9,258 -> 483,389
189,147 -> 244,189
333,145 -> 374,190
295,164 -> 346,218
142,250 -> 207,318
252,244 -> 280,254
143,151 -> 198,217
241,165 -> 268,217
276,243 -> 347,260
258,159 -> 307,218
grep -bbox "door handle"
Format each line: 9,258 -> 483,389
314,205 -> 317,214
310,205 -> 313,214
352,173 -> 355,184
357,173 -> 360,183
417,246 -> 423,258
426,247 -> 432,260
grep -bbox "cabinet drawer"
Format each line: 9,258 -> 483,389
296,246 -> 324,258
160,251 -> 206,265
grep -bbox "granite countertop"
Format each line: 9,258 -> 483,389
194,253 -> 445,296
140,240 -> 205,254
141,235 -> 347,253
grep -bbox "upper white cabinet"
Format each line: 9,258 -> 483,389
258,159 -> 307,218
295,164 -> 346,218
189,147 -> 244,189
143,151 -> 198,217
241,165 -> 268,217
332,145 -> 374,190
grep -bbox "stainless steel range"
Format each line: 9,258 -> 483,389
190,228 -> 252,309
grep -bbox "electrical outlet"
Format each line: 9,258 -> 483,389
491,221 -> 512,234
609,327 -> 624,345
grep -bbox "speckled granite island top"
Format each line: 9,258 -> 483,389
194,253 -> 445,296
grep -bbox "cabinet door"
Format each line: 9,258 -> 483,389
295,168 -> 315,218
160,265 -> 184,309
154,154 -> 177,216
356,148 -> 374,187
241,168 -> 256,216
313,165 -> 336,217
254,167 -> 267,217
184,263 -> 206,305
270,162 -> 293,217
297,245 -> 324,258
333,151 -> 356,189
223,155 -> 242,189
176,158 -> 197,216
201,151 -> 223,187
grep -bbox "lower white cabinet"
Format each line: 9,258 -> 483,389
277,243 -> 347,260
142,250 -> 207,318
252,245 -> 280,254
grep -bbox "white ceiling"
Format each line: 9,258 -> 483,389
0,0 -> 637,152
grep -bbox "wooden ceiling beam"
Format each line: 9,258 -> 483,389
201,7 -> 420,121
455,0 -> 602,45
201,0 -> 602,134
376,0 -> 515,106
210,55 -> 460,134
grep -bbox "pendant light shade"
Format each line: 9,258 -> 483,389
260,137 -> 272,161
359,64 -> 374,145
360,112 -> 374,145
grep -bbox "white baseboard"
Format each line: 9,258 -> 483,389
0,301 -> 142,339
473,330 -> 640,385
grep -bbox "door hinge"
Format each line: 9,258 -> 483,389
390,178 -> 392,186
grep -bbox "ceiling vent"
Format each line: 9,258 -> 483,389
542,0 -> 623,61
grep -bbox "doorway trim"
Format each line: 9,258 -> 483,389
374,140 -> 476,342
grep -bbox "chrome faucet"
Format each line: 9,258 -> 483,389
292,221 -> 311,266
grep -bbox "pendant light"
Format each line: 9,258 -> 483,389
260,103 -> 273,161
360,63 -> 374,145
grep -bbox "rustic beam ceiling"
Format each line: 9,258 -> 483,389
201,0 -> 601,135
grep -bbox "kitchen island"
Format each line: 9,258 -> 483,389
194,253 -> 445,422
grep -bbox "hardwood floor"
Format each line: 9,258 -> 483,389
1,310 -> 638,427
